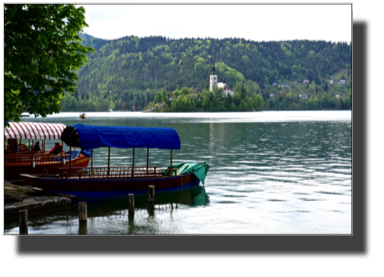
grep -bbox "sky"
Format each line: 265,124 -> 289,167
82,4 -> 352,43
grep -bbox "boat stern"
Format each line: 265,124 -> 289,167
19,174 -> 37,186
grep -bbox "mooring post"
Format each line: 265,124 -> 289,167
78,202 -> 87,222
19,209 -> 28,235
148,185 -> 155,206
128,194 -> 135,216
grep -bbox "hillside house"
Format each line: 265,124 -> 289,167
303,80 -> 310,84
337,79 -> 347,85
329,79 -> 334,84
278,83 -> 289,88
217,81 -> 235,97
299,94 -> 308,99
223,85 -> 235,97
269,93 -> 276,98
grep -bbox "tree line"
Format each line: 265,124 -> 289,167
60,34 -> 351,112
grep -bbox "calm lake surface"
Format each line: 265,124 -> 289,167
5,111 -> 352,234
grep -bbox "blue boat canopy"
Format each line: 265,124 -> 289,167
61,124 -> 180,150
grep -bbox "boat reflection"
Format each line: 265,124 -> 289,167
77,185 -> 210,217
5,185 -> 210,234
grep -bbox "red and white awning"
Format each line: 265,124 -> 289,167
5,122 -> 66,140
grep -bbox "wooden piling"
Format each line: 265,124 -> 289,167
148,185 -> 155,205
128,194 -> 135,215
19,210 -> 28,235
78,202 -> 87,222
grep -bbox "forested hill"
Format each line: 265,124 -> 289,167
66,33 -> 351,111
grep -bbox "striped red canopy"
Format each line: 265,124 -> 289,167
5,122 -> 66,140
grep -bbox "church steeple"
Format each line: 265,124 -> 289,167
209,64 -> 217,92
211,65 -> 216,75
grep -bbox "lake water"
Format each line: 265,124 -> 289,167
4,111 -> 352,234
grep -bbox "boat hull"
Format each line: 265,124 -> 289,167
20,172 -> 201,198
5,156 -> 90,180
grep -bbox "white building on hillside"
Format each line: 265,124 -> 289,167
209,65 -> 235,97
209,65 -> 218,92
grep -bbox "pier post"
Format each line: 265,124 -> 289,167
148,185 -> 155,206
128,194 -> 135,216
19,210 -> 28,235
78,202 -> 87,222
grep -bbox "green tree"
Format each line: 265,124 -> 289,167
180,87 -> 189,96
240,85 -> 246,100
4,4 -> 94,125
100,99 -> 110,111
253,94 -> 265,111
202,95 -> 210,110
173,90 -> 181,98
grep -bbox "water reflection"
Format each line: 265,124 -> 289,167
76,185 -> 210,213
5,186 -> 210,235
78,221 -> 87,235
4,112 -> 351,234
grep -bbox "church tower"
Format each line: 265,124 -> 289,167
209,65 -> 217,92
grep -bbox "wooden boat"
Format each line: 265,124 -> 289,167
79,113 -> 86,119
21,124 -> 210,198
4,122 -> 90,180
